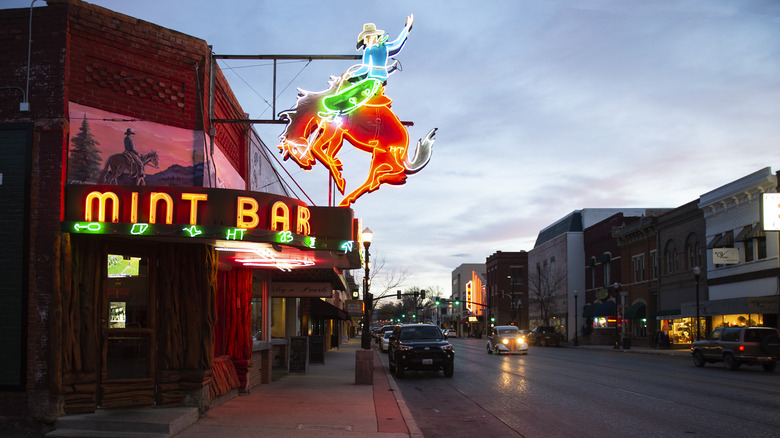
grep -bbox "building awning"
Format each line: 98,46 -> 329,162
735,224 -> 754,241
652,309 -> 681,319
593,301 -> 616,317
310,298 -> 349,320
624,302 -> 646,319
582,304 -> 594,319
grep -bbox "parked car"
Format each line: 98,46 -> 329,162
691,326 -> 780,371
486,325 -> 528,355
388,323 -> 454,378
380,330 -> 393,353
526,326 -> 564,347
446,329 -> 457,338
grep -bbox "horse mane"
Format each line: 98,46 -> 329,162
278,78 -> 341,138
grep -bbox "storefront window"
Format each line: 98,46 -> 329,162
271,298 -> 285,338
251,298 -> 263,341
712,314 -> 763,328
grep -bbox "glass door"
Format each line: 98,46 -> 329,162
100,252 -> 156,407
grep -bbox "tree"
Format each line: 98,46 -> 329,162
527,265 -> 566,325
68,115 -> 102,183
355,252 -> 411,315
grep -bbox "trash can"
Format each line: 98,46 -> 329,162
622,337 -> 631,350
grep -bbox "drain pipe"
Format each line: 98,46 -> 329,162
22,0 -> 40,111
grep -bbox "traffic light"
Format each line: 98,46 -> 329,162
454,300 -> 460,305
421,290 -> 426,298
396,290 -> 401,299
414,291 -> 419,298
435,299 -> 440,305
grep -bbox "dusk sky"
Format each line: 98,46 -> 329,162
10,0 -> 780,296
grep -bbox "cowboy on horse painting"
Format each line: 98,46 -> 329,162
278,14 -> 436,207
98,128 -> 159,185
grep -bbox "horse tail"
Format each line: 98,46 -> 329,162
404,128 -> 436,174
97,159 -> 111,184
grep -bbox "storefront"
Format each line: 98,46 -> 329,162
58,184 -> 359,413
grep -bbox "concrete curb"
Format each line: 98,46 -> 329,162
383,363 -> 424,438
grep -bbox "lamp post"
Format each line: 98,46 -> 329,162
573,290 -> 579,346
693,266 -> 701,341
613,282 -> 621,349
508,274 -> 518,327
360,227 -> 373,350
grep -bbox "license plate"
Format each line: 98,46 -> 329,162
422,358 -> 433,365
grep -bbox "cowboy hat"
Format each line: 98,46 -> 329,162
125,128 -> 135,135
357,23 -> 384,42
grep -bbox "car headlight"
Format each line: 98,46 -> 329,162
440,344 -> 453,351
398,344 -> 414,351
502,338 -> 509,345
518,337 -> 526,343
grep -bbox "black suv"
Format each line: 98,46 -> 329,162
691,326 -> 780,371
388,324 -> 454,378
526,326 -> 564,347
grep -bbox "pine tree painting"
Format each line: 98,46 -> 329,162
68,115 -> 102,183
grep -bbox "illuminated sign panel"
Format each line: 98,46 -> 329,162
465,281 -> 473,312
63,184 -> 354,252
762,193 -> 780,231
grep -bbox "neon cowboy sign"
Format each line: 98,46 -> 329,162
277,14 -> 436,207
62,185 -> 356,252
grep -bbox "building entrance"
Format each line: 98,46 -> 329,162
100,251 -> 156,407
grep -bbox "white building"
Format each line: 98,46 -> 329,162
696,168 -> 779,327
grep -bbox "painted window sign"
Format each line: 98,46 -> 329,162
62,185 -> 354,252
278,14 -> 436,207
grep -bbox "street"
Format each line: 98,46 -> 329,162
379,337 -> 780,438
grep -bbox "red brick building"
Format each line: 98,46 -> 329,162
0,0 -> 358,428
485,251 -> 528,329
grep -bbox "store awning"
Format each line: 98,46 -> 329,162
310,298 -> 349,320
652,309 -> 681,319
582,304 -> 594,319
624,302 -> 646,319
593,301 -> 616,317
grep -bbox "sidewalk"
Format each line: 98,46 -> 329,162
177,338 -> 422,438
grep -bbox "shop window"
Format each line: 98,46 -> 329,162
634,318 -> 647,338
757,237 -> 767,260
603,262 -> 611,286
251,298 -> 263,340
745,239 -> 755,262
271,298 -> 286,338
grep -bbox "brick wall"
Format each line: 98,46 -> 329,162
0,0 -> 253,423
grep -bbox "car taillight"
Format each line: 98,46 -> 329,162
738,345 -> 745,352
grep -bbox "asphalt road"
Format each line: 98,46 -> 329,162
379,337 -> 780,438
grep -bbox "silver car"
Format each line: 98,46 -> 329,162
380,330 -> 393,353
487,325 -> 528,355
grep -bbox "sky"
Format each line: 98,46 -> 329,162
9,0 -> 780,295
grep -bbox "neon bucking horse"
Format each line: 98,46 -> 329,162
278,14 -> 436,207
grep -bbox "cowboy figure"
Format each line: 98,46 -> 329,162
123,128 -> 144,178
347,14 -> 414,83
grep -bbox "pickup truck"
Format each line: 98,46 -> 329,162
527,326 -> 564,347
691,326 -> 780,371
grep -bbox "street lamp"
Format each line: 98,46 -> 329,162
693,266 -> 701,341
360,227 -> 373,350
613,282 -> 621,349
508,274 -> 517,326
573,290 -> 579,346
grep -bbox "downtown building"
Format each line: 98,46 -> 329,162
0,0 -> 360,427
